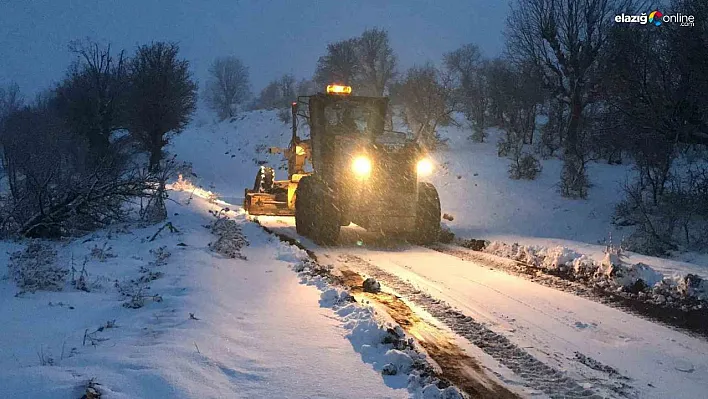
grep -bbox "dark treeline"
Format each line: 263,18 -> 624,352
0,39 -> 197,238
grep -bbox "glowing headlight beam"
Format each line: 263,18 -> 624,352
352,156 -> 372,178
417,158 -> 433,176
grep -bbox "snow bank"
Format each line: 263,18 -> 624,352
480,240 -> 708,309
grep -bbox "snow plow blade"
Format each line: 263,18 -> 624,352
243,191 -> 295,216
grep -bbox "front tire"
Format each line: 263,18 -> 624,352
295,176 -> 313,236
413,182 -> 441,245
253,166 -> 275,193
309,180 -> 340,246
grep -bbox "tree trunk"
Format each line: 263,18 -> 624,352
149,134 -> 163,172
566,93 -> 582,162
88,133 -> 110,163
560,91 -> 588,198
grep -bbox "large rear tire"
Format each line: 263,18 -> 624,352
413,182 -> 441,245
309,180 -> 340,246
295,176 -> 313,236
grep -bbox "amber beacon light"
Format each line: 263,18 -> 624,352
326,84 -> 352,95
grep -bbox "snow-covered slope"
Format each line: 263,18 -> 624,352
0,190 -> 415,398
432,125 -> 631,245
171,110 -> 293,202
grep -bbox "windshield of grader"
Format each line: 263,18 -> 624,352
323,100 -> 381,137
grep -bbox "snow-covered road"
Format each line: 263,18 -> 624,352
257,216 -> 708,399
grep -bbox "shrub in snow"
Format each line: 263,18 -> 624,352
123,290 -> 163,309
70,258 -> 91,292
615,167 -> 708,257
80,378 -> 102,399
149,246 -> 172,266
8,241 -> 67,292
276,107 -> 291,124
496,136 -> 511,157
470,127 -> 487,143
142,191 -> 168,223
363,277 -> 381,293
508,152 -> 541,180
90,243 -> 116,262
209,214 -> 249,260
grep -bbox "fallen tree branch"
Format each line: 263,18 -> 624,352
149,222 -> 179,242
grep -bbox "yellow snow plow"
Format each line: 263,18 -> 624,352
244,84 -> 441,245
243,102 -> 311,216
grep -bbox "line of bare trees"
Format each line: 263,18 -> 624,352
0,39 -> 197,238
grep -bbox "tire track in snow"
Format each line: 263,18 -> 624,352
338,268 -> 521,399
254,220 -> 520,398
337,254 -> 635,399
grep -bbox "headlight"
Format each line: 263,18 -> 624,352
417,158 -> 433,176
352,156 -> 372,178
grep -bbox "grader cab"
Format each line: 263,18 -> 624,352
244,84 -> 441,245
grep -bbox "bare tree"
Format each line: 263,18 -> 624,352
314,39 -> 360,88
444,44 -> 486,140
53,39 -> 128,160
205,56 -> 251,120
602,0 -> 708,254
395,64 -> 456,149
506,0 -> 636,198
253,73 -> 297,111
358,28 -> 397,96
0,83 -> 24,122
254,80 -> 281,110
296,78 -> 317,97
0,96 -> 152,238
128,42 -> 197,171
279,74 -> 296,102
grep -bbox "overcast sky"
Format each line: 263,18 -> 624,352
0,0 -> 508,98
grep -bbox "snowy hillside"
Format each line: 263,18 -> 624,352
1,189 -> 434,398
171,110 -> 707,278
